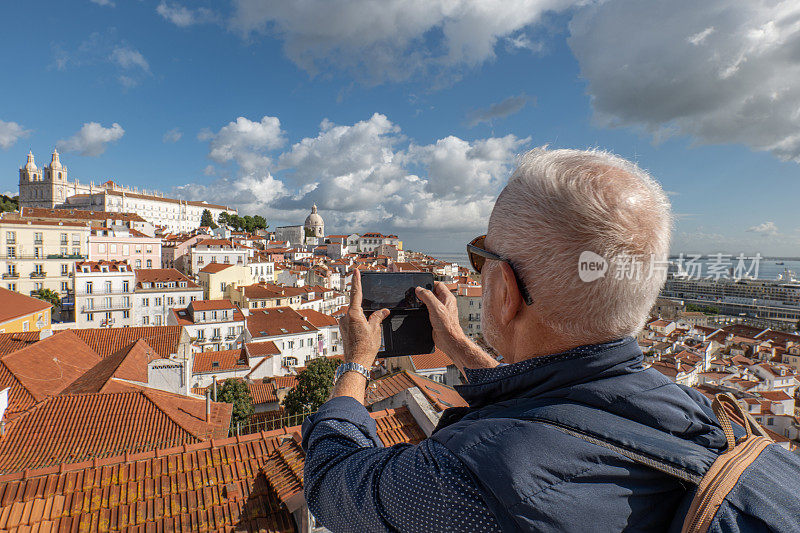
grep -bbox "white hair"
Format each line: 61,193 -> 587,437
488,147 -> 672,343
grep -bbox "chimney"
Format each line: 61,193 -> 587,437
205,390 -> 211,423
213,375 -> 218,401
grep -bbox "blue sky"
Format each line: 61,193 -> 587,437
1,0 -> 799,255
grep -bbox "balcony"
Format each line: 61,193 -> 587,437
225,334 -> 237,340
30,272 -> 46,279
2,273 -> 19,279
81,301 -> 132,313
47,253 -> 84,260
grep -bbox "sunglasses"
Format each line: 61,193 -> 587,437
467,235 -> 534,305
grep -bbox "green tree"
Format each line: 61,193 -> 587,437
200,209 -> 218,229
0,194 -> 18,213
32,288 -> 60,308
282,357 -> 339,416
253,215 -> 268,230
218,379 -> 254,427
217,212 -> 230,226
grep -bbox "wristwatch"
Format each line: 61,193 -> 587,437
334,362 -> 371,384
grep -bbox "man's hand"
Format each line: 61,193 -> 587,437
416,282 -> 499,375
332,269 -> 390,404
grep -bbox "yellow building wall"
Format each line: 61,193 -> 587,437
0,307 -> 51,333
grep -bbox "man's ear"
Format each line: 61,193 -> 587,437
498,261 -> 524,325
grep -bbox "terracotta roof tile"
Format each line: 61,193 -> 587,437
134,268 -> 199,289
297,309 -> 338,328
245,341 -> 281,358
247,307 -> 318,339
199,262 -> 234,273
0,388 -> 231,474
0,431 -> 297,531
0,332 -> 40,358
0,288 -> 52,325
366,371 -> 467,411
189,299 -> 239,312
261,436 -> 305,511
371,407 -> 426,446
1,331 -> 101,403
60,339 -> 162,394
193,349 -> 248,374
410,348 -> 452,371
71,326 -> 184,359
248,381 -> 278,404
20,207 -> 147,223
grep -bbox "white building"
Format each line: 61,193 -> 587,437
18,149 -> 237,232
298,309 -> 342,357
168,299 -> 246,352
455,284 -> 483,338
190,239 -> 249,276
245,307 -> 320,369
73,260 -> 135,328
134,268 -> 203,326
358,232 -> 401,253
248,253 -> 275,283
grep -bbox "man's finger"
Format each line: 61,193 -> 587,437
415,286 -> 442,311
433,282 -> 452,304
350,268 -> 363,309
368,308 -> 390,327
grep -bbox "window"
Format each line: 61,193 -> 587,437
167,297 -> 174,306
104,297 -> 112,308
61,281 -> 69,292
33,232 -> 43,244
299,339 -> 304,348
110,244 -> 117,253
105,312 -> 112,321
146,259 -> 152,268
72,247 -> 80,257
197,329 -> 205,340
179,296 -> 185,305
105,281 -> 112,293
123,310 -> 129,319
135,259 -> 142,268
141,297 -> 149,307
60,233 -> 68,245
6,231 -> 15,244
288,341 -> 294,349
61,264 -> 69,276
123,296 -> 130,307
123,280 -> 129,292
98,244 -> 107,253
34,264 -> 44,275
87,313 -> 94,321
34,247 -> 42,259
155,315 -> 162,325
767,417 -> 774,426
135,245 -> 142,254
155,297 -> 162,306
283,356 -> 298,367
86,281 -> 93,294
6,247 -> 15,258
142,315 -> 149,325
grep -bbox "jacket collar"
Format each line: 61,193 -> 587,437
455,337 -> 645,409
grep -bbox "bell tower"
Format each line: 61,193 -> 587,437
18,150 -> 45,209
43,148 -> 68,207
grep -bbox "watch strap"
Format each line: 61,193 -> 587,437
334,362 -> 371,384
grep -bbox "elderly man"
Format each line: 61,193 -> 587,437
301,148 -> 725,531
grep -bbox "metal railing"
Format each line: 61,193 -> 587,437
81,301 -> 132,312
30,272 -> 46,278
231,408 -> 317,437
2,273 -> 19,279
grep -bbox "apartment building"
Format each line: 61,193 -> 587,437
248,253 -> 275,283
167,299 -> 246,352
229,283 -> 306,311
455,284 -> 483,338
18,207 -> 155,236
297,309 -> 341,357
190,239 -> 249,276
357,232 -> 402,253
0,216 -> 91,307
88,226 -> 161,268
198,262 -> 251,300
134,269 -> 203,326
246,307 -> 320,369
73,260 -> 135,328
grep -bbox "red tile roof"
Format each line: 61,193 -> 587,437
135,268 -> 199,288
193,349 -> 248,374
245,341 -> 281,358
247,307 -> 318,339
60,339 -> 163,394
0,331 -> 39,357
199,262 -> 234,273
0,288 -> 51,325
0,431 -> 301,531
0,387 -> 231,474
189,299 -> 239,312
261,435 -> 305,511
366,370 -> 467,411
74,260 -> 132,273
20,207 -> 147,223
1,331 -> 101,403
297,309 -> 338,328
371,407 -> 426,446
72,325 -> 184,359
410,348 -> 452,371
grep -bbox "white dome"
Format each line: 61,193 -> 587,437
304,204 -> 324,227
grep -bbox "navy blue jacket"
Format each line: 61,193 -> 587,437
303,338 -> 796,531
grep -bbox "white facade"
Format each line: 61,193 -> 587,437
249,258 -> 275,283
190,240 -> 249,276
18,150 -> 236,232
134,270 -> 203,326
73,261 -> 135,328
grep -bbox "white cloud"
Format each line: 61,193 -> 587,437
162,128 -> 182,143
0,119 -> 31,150
466,94 -> 531,127
185,113 -> 527,234
90,0 -> 114,6
747,221 -> 779,236
110,47 -> 150,73
57,122 -> 125,157
229,0 -> 580,83
202,164 -> 215,176
568,0 -> 800,161
204,116 -> 286,172
156,2 -> 217,27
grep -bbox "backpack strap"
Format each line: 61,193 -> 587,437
679,394 -> 773,533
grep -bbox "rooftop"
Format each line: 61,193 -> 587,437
247,307 -> 319,339
71,325 -> 184,359
193,349 -> 248,375
0,288 -> 51,325
366,370 -> 467,411
410,348 -> 453,371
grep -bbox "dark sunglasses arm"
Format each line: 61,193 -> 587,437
466,244 -> 534,306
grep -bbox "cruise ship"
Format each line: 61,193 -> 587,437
661,267 -> 800,321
